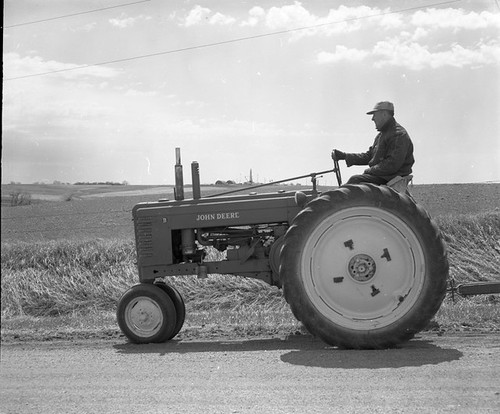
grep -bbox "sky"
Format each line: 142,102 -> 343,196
2,0 -> 500,186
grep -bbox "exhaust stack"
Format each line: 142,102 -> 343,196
174,148 -> 199,258
174,147 -> 184,201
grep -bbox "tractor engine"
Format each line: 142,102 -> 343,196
132,149 -> 304,286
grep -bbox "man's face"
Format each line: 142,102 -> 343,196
371,110 -> 389,130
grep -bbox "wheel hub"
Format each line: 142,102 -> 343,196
348,254 -> 376,282
128,299 -> 162,333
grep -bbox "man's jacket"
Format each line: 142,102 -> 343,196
345,118 -> 414,181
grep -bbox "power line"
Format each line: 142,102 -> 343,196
4,0 -> 462,81
4,0 -> 151,28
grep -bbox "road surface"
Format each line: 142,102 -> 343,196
1,333 -> 499,413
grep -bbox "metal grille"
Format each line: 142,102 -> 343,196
136,216 -> 153,258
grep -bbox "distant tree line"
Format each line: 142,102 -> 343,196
215,180 -> 237,186
213,180 -> 302,186
7,180 -> 129,186
74,181 -> 129,186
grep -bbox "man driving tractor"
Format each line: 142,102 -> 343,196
332,101 -> 414,185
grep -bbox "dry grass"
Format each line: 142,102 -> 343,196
1,239 -> 136,316
435,211 -> 500,283
434,295 -> 500,333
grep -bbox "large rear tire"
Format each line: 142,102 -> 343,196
280,184 -> 448,349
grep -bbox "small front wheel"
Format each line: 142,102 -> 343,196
154,281 -> 186,340
117,284 -> 177,344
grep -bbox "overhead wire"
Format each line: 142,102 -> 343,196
4,0 -> 463,81
4,0 -> 151,28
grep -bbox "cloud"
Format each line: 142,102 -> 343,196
210,12 -> 236,26
262,5 -> 500,36
410,27 -> 430,41
265,2 -> 316,30
250,3 -> 406,39
263,3 -> 384,32
3,54 -> 127,144
4,52 -> 121,80
373,38 -> 500,70
317,46 -> 368,64
312,5 -> 500,70
411,8 -> 500,31
240,6 -> 265,27
319,5 -> 402,34
317,36 -> 500,70
109,16 -> 136,28
177,3 -> 405,43
184,5 -> 211,27
181,5 -> 235,27
177,3 -> 500,40
109,14 -> 151,28
3,77 -> 115,136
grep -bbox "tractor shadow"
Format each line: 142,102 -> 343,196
113,334 -> 463,369
279,337 -> 463,369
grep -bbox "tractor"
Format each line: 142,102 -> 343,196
117,148 -> 449,349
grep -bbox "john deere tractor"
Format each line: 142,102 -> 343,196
117,149 -> 448,349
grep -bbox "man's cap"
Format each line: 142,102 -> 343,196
367,101 -> 394,115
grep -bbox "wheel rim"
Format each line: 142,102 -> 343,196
124,296 -> 164,338
301,206 -> 426,330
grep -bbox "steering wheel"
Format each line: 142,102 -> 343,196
333,157 -> 342,186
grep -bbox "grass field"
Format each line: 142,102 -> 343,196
1,183 -> 499,342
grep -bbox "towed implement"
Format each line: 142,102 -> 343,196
117,149 -> 449,349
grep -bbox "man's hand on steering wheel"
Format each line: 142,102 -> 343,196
331,149 -> 346,161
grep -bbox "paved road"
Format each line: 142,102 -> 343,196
1,333 -> 499,414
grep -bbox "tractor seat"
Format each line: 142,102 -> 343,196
387,175 -> 413,194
